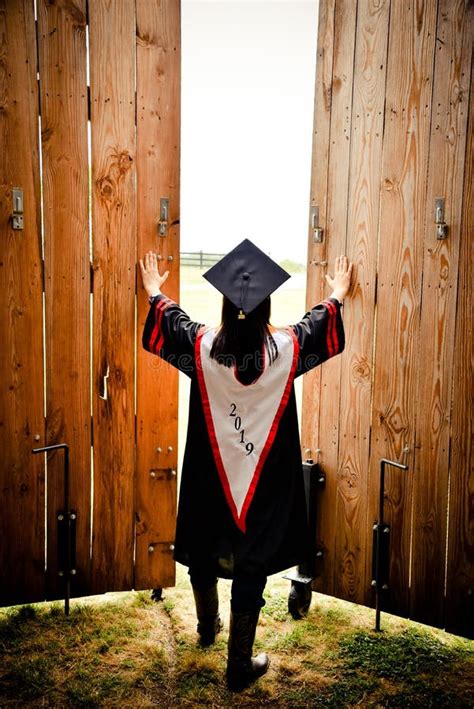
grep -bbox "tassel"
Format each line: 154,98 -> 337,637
238,272 -> 250,319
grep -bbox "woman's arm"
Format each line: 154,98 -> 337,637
139,251 -> 203,376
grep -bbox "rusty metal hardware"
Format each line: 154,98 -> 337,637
32,443 -> 74,617
12,188 -> 24,230
158,198 -> 169,236
435,198 -> 448,239
149,468 -> 177,482
148,541 -> 175,554
372,458 -> 409,632
310,205 -> 324,243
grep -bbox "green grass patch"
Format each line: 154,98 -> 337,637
339,627 -> 467,680
261,589 -> 289,622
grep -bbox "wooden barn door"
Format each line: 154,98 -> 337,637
0,0 -> 180,606
302,0 -> 473,637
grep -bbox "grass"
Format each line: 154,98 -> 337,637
0,567 -> 472,707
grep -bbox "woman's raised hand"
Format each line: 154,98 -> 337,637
139,251 -> 169,298
324,255 -> 353,302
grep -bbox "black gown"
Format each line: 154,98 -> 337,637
142,294 -> 345,579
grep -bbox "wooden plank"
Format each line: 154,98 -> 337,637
365,0 -> 438,616
410,0 -> 473,628
0,0 -> 45,605
301,0 -> 335,465
135,0 -> 181,590
308,0 -> 357,598
334,0 -> 389,605
37,0 -> 91,599
445,27 -> 474,639
89,0 -> 137,593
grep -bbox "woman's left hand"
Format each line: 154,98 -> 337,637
139,251 -> 169,298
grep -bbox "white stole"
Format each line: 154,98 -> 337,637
195,327 -> 299,532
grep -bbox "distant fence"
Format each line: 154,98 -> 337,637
180,251 -> 226,267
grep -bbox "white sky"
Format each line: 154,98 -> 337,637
181,0 -> 319,263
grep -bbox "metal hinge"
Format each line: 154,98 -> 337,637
12,188 -> 24,230
309,205 -> 323,243
158,198 -> 169,237
435,198 -> 448,239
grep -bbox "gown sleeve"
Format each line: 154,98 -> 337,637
142,294 -> 203,377
291,296 -> 345,377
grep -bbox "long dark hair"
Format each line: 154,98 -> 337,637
210,297 -> 278,376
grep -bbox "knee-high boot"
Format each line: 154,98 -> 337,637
226,609 -> 270,691
192,583 -> 223,646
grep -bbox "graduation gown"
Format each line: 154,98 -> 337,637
142,294 -> 345,579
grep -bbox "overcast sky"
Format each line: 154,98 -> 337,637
181,1 -> 319,263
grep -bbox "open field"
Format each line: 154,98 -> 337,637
0,564 -> 473,707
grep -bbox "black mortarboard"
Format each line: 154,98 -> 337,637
202,239 -> 291,318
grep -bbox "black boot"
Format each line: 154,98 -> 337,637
192,583 -> 223,646
226,609 -> 270,691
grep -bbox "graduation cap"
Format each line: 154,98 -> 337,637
203,239 -> 291,318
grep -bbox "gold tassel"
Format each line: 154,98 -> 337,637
238,310 -> 246,320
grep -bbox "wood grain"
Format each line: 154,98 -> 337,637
445,16 -> 474,638
135,0 -> 181,590
89,0 -> 137,593
335,0 -> 389,605
37,0 -> 91,599
309,0 -> 357,598
302,0 -> 335,467
410,0 -> 473,628
365,0 -> 438,616
0,0 -> 46,605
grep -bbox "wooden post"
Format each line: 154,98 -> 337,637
445,7 -> 474,638
305,0 -> 358,599
37,0 -> 92,599
89,0 -> 137,593
135,0 -> 181,591
301,0 -> 336,594
335,0 -> 389,605
410,0 -> 473,628
0,0 -> 46,605
364,0 -> 438,618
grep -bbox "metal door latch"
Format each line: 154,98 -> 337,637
435,198 -> 448,240
310,205 -> 323,243
12,188 -> 24,230
158,198 -> 169,237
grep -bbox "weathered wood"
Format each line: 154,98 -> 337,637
309,0 -> 357,598
37,0 -> 91,599
0,0 -> 45,605
366,0 -> 438,616
335,0 -> 389,605
89,0 -> 137,593
410,0 -> 473,628
445,21 -> 474,639
135,0 -> 181,590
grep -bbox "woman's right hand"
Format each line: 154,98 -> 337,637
325,255 -> 353,302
